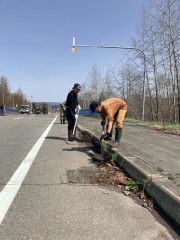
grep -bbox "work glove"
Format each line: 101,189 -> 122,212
101,121 -> 106,127
75,114 -> 78,119
77,105 -> 81,111
100,132 -> 111,141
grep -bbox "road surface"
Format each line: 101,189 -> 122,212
0,115 -> 178,239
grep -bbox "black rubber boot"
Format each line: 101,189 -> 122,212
68,130 -> 74,141
114,128 -> 122,147
109,128 -> 113,139
63,118 -> 65,124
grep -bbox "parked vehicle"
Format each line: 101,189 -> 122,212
35,109 -> 42,115
19,105 -> 31,114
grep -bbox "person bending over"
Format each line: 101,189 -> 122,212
89,97 -> 127,148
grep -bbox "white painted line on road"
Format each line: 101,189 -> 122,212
0,115 -> 58,224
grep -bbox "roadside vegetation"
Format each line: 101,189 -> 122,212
125,118 -> 180,135
0,76 -> 30,108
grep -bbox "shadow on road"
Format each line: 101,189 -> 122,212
46,136 -> 66,140
62,146 -> 92,153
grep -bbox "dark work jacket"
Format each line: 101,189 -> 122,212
0,105 -> 5,110
65,90 -> 78,115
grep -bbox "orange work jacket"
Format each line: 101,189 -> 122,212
101,98 -> 127,122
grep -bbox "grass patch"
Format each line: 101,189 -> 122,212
125,118 -> 140,124
125,118 -> 180,135
111,152 -> 119,162
147,122 -> 180,131
126,178 -> 144,188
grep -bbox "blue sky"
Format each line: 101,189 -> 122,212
0,0 -> 146,102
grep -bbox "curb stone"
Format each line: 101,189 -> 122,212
77,123 -> 180,227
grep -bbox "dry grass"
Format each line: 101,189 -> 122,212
125,118 -> 180,136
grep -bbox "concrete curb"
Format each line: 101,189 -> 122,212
77,123 -> 180,227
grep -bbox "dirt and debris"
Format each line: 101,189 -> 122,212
66,165 -> 127,186
72,129 -> 155,211
78,130 -> 92,143
66,148 -> 154,211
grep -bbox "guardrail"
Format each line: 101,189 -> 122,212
3,108 -> 18,113
3,108 -> 97,115
79,109 -> 99,117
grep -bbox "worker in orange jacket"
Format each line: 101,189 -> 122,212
90,98 -> 127,147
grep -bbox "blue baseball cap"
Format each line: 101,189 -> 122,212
73,83 -> 81,89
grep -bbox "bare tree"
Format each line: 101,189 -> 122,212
132,0 -> 180,122
0,76 -> 10,105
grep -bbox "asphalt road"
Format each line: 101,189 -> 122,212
0,115 -> 178,239
0,115 -> 55,191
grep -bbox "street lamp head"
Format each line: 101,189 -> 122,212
71,46 -> 77,54
72,37 -> 77,53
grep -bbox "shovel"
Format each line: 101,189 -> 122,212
102,124 -> 106,135
100,122 -> 107,141
72,110 -> 79,136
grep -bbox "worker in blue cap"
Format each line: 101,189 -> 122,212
65,83 -> 81,141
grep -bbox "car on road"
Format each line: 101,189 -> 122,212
19,105 -> 32,114
35,109 -> 42,115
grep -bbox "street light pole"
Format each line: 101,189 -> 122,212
72,37 -> 146,122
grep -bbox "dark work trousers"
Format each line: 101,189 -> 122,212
66,109 -> 75,132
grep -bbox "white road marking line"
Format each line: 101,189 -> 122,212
0,115 -> 58,224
